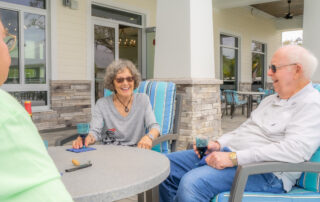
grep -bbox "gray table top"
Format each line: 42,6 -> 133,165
48,145 -> 170,202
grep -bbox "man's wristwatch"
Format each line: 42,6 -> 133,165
229,152 -> 238,166
147,133 -> 154,141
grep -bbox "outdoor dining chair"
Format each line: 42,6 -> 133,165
212,85 -> 320,202
212,147 -> 320,202
224,90 -> 247,119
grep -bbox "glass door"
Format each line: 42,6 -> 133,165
92,19 -> 118,101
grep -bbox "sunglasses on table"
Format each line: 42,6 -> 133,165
115,76 -> 134,83
268,63 -> 297,73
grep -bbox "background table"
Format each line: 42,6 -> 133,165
237,91 -> 265,117
48,145 -> 169,202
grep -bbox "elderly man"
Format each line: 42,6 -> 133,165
159,45 -> 320,202
0,20 -> 72,201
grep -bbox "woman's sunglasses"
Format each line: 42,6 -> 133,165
268,63 -> 297,73
115,76 -> 134,83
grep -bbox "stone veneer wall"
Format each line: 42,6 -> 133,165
32,80 -> 92,131
154,78 -> 223,151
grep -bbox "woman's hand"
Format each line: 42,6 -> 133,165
137,135 -> 153,149
72,134 -> 96,149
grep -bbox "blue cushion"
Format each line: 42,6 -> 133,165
104,88 -> 138,97
138,81 -> 176,154
297,147 -> 320,192
212,187 -> 320,202
312,83 -> 320,92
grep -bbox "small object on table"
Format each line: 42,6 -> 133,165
24,100 -> 32,117
66,147 -> 96,153
65,161 -> 92,172
77,123 -> 90,148
72,159 -> 80,166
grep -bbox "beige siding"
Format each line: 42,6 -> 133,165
55,0 -> 88,80
110,0 -> 157,26
213,7 -> 282,83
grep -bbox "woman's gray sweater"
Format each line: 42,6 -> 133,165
89,93 -> 160,146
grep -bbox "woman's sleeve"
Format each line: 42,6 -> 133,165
144,96 -> 160,133
89,100 -> 105,141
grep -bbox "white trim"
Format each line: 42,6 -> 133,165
0,1 -> 47,15
90,18 -> 119,108
92,0 -> 149,19
50,0 -> 57,80
0,0 -> 50,111
88,1 -> 147,109
219,32 -> 241,89
251,40 -> 267,87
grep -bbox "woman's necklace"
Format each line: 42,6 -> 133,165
115,93 -> 132,113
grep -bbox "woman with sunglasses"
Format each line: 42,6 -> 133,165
73,59 -> 160,149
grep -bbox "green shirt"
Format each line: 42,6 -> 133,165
0,89 -> 72,202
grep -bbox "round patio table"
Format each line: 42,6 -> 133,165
237,91 -> 265,117
48,145 -> 170,202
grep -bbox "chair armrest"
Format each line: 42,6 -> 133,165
152,133 -> 179,147
229,161 -> 320,202
54,134 -> 79,146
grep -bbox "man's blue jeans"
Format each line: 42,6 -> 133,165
159,150 -> 284,202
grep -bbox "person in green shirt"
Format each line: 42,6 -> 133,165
0,20 -> 73,201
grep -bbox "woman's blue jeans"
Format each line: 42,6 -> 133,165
159,150 -> 284,202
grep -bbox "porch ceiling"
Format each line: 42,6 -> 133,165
251,0 -> 303,18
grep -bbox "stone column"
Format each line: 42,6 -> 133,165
154,78 -> 222,150
154,0 -> 221,149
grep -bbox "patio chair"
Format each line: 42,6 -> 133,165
55,81 -> 182,154
224,90 -> 247,119
220,90 -> 226,117
212,84 -> 320,202
212,147 -> 320,202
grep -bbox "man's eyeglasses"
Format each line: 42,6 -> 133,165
4,33 -> 17,53
268,63 -> 297,73
115,76 -> 134,83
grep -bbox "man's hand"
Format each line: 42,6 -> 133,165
207,141 -> 221,153
137,135 -> 152,149
193,140 -> 221,158
72,134 -> 95,149
205,152 -> 234,169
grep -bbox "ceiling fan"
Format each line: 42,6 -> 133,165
284,0 -> 293,19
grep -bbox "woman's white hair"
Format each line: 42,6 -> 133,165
283,45 -> 318,79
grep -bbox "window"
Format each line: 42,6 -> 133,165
251,41 -> 266,91
92,4 -> 142,26
220,34 -> 239,90
0,1 -> 49,108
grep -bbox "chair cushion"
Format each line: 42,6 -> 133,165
138,81 -> 176,153
297,147 -> 320,192
212,187 -> 320,202
313,83 -> 320,92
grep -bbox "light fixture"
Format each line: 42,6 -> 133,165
119,29 -> 136,47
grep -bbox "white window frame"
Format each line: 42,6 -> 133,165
0,0 -> 50,111
251,40 -> 267,88
89,3 -> 146,108
219,32 -> 240,90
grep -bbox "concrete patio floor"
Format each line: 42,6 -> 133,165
40,107 -> 248,202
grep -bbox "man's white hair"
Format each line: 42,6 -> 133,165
281,45 -> 318,80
